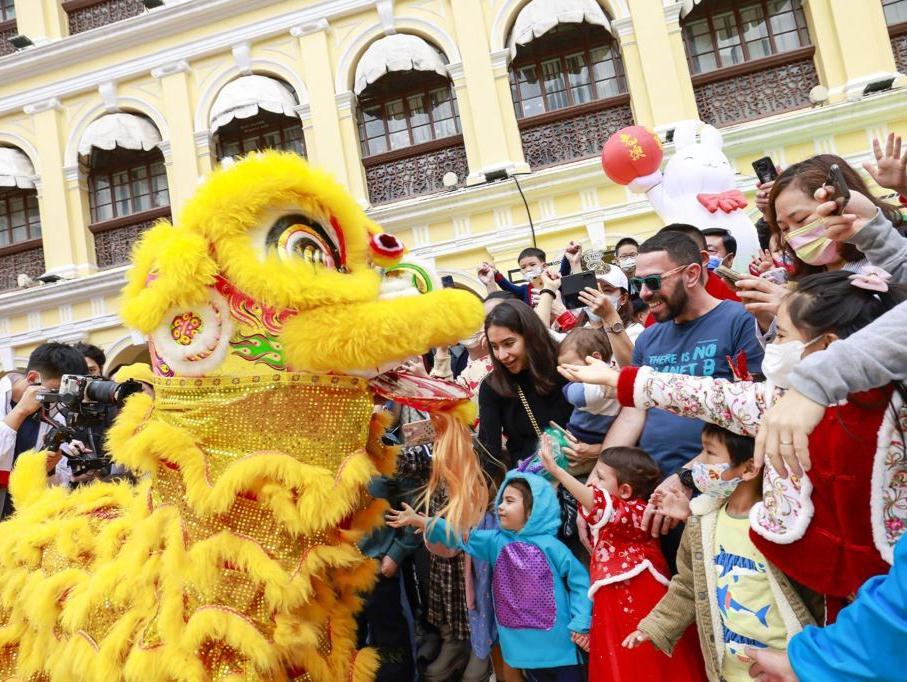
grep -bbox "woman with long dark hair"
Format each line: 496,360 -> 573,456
478,300 -> 573,473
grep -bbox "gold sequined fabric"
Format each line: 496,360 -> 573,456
149,373 -> 373,492
0,372 -> 388,681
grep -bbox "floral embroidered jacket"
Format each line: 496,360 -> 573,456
615,366 -> 906,599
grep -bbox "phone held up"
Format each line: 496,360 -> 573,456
714,265 -> 745,286
825,163 -> 851,215
752,156 -> 779,185
560,271 -> 597,309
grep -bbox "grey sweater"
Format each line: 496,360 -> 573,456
788,211 -> 907,405
846,208 -> 907,284
791,299 -> 907,404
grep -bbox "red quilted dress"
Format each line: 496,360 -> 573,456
581,487 -> 706,681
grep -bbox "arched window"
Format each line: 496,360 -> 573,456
506,0 -> 633,169
681,0 -> 818,128
0,0 -> 16,59
211,75 -> 307,162
683,0 -> 810,75
354,34 -> 468,205
357,72 -> 461,157
79,113 -> 171,269
0,146 -> 45,291
884,0 -> 907,73
510,24 -> 626,118
87,147 -> 169,223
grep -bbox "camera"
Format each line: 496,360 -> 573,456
39,374 -> 142,411
37,375 -> 144,477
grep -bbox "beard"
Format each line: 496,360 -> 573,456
647,283 -> 688,322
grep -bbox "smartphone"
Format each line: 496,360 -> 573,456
760,267 -> 789,285
547,421 -> 572,439
825,164 -> 851,215
441,275 -> 455,288
752,156 -> 778,184
402,419 -> 436,447
560,271 -> 597,309
715,265 -> 745,285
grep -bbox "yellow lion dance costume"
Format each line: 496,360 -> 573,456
0,153 -> 487,681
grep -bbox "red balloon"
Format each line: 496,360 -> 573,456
600,125 -> 664,185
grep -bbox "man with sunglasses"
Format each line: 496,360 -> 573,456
586,230 -> 764,561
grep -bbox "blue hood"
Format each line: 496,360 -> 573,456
496,470 -> 560,538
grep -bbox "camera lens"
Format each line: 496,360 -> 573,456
84,380 -> 120,404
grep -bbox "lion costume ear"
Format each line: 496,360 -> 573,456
120,220 -> 218,334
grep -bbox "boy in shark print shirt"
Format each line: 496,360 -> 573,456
623,425 -> 824,681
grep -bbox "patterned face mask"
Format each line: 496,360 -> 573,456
691,461 -> 742,500
784,218 -> 839,266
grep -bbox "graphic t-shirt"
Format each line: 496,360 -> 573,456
632,300 -> 763,474
714,507 -> 787,681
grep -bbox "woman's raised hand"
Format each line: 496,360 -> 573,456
812,186 -> 878,242
735,276 -> 789,333
863,133 -> 907,197
558,355 -> 619,387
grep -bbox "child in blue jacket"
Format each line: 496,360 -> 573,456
388,470 -> 592,681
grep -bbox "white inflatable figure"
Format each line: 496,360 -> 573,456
627,120 -> 759,270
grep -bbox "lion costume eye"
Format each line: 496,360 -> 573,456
266,213 -> 344,271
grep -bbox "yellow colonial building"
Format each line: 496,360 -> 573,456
0,0 -> 906,371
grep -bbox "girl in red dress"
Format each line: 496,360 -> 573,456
540,440 -> 706,681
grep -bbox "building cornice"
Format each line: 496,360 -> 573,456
0,0 -> 377,116
0,267 -> 127,318
0,314 -> 124,357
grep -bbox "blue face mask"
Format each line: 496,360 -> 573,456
706,256 -> 722,271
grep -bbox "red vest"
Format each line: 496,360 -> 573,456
750,387 -> 894,599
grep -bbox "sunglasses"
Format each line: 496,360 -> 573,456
629,264 -> 688,295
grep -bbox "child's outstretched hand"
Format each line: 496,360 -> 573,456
538,435 -> 562,476
650,487 -> 692,522
621,630 -> 650,649
558,356 -> 619,387
571,631 -> 590,653
386,503 -> 424,530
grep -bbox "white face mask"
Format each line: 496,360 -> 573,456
691,461 -> 742,500
585,293 -> 620,323
523,267 -> 543,281
617,257 -> 637,272
761,336 -> 823,389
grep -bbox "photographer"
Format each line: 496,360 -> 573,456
69,343 -> 116,484
0,343 -> 88,517
73,342 -> 105,378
